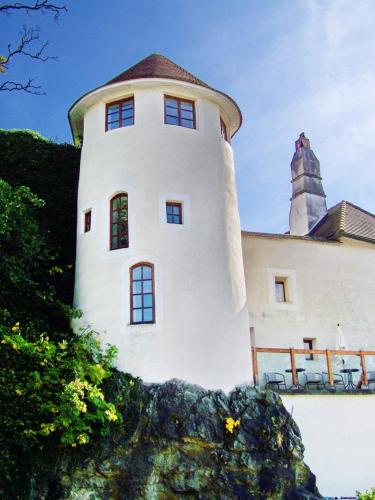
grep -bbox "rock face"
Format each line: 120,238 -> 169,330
61,380 -> 321,499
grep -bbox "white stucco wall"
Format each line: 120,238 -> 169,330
282,394 -> 375,496
72,79 -> 251,392
242,233 -> 375,350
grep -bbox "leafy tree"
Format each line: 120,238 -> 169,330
0,179 -> 142,497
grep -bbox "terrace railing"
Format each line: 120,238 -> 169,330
251,347 -> 375,388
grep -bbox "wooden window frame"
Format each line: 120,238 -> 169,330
105,96 -> 134,131
110,193 -> 129,250
303,338 -> 314,360
220,117 -> 228,142
164,95 -> 196,129
84,210 -> 91,233
130,262 -> 155,324
166,201 -> 183,224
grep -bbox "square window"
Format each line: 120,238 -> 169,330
166,202 -> 182,224
106,97 -> 134,131
164,95 -> 196,129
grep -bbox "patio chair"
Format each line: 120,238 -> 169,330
264,372 -> 287,390
303,372 -> 324,390
366,370 -> 375,389
322,371 -> 345,389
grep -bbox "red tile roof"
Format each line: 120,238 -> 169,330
107,53 -> 210,88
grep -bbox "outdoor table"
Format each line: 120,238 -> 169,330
285,368 -> 306,389
340,368 -> 359,390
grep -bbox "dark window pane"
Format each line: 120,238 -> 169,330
181,109 -> 193,119
166,106 -> 178,117
181,119 -> 194,128
122,108 -> 133,119
111,236 -> 118,248
108,111 -> 120,120
132,267 -> 142,280
167,214 -> 174,223
122,117 -> 134,127
144,308 -> 153,322
112,212 -> 119,223
108,104 -> 119,113
143,281 -> 152,294
122,101 -> 133,110
166,205 -> 174,214
144,294 -> 153,307
133,309 -> 142,323
173,215 -> 180,224
133,295 -> 142,308
173,206 -> 180,215
180,101 -> 193,111
133,281 -> 142,294
143,266 -> 152,279
166,98 -> 178,108
108,121 -> 119,130
166,115 -> 179,125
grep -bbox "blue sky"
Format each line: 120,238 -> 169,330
1,0 -> 375,233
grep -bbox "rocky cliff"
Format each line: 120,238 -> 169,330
55,379 -> 320,499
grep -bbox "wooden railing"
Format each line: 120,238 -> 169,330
252,347 -> 375,388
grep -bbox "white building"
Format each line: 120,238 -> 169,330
69,54 -> 375,497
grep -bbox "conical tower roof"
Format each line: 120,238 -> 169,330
106,53 -> 210,89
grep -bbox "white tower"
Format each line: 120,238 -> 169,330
69,54 -> 251,392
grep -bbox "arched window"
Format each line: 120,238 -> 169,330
110,193 -> 128,250
130,263 -> 155,324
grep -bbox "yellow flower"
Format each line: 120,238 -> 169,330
15,389 -> 23,396
11,322 -> 20,332
78,434 -> 89,444
105,408 -> 118,422
225,417 -> 241,434
58,340 -> 68,350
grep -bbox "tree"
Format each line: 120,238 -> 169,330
0,1 -> 67,93
0,179 -> 139,497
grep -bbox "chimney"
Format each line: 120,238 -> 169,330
289,133 -> 327,235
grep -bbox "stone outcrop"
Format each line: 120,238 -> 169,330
59,379 -> 321,499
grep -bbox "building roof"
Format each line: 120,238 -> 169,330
309,201 -> 375,243
106,53 -> 211,89
68,53 -> 242,141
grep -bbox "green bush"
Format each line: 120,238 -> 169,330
358,488 -> 375,499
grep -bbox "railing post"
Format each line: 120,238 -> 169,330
290,348 -> 297,385
360,351 -> 368,386
252,347 -> 259,386
325,349 -> 334,387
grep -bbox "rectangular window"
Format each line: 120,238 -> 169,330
166,201 -> 182,224
106,97 -> 134,131
303,338 -> 314,360
220,117 -> 228,142
130,264 -> 155,324
84,210 -> 91,232
275,278 -> 287,302
164,95 -> 196,129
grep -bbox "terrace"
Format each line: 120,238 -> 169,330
252,346 -> 375,393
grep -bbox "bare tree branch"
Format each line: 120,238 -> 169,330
0,1 -> 67,21
0,78 -> 44,94
0,1 -> 66,93
1,26 -> 56,73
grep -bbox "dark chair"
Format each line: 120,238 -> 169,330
264,372 -> 287,390
366,370 -> 375,389
303,372 -> 324,390
322,371 -> 345,389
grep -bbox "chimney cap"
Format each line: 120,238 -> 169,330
295,132 -> 310,151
